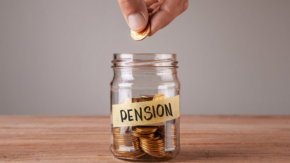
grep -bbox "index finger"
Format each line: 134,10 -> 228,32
149,0 -> 188,36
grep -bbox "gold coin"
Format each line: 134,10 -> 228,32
134,126 -> 158,134
131,23 -> 151,41
149,133 -> 161,140
140,95 -> 154,99
132,98 -> 138,103
132,131 -> 154,138
136,98 -> 148,102
153,93 -> 166,101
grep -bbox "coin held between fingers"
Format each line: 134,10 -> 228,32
131,23 -> 151,41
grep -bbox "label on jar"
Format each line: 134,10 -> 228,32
112,95 -> 180,127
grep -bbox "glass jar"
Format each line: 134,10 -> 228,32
110,53 -> 180,162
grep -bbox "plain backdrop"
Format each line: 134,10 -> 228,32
0,0 -> 289,115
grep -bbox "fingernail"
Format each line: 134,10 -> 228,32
128,12 -> 146,32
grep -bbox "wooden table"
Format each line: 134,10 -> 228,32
0,115 -> 289,163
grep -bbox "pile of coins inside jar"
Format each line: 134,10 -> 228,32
112,94 -> 178,159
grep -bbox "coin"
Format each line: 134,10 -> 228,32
131,23 -> 151,41
140,95 -> 154,99
139,95 -> 154,101
132,98 -> 138,103
136,98 -> 147,102
153,93 -> 166,101
157,126 -> 164,136
134,126 -> 158,134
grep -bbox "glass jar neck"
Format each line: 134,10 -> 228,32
113,67 -> 177,77
112,53 -> 178,68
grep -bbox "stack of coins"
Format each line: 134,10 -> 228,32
164,122 -> 177,149
134,126 -> 172,158
157,125 -> 165,137
113,93 -> 177,159
156,122 -> 177,149
113,127 -> 145,158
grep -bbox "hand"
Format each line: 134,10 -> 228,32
118,0 -> 189,36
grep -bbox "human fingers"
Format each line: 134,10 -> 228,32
149,0 -> 188,36
118,0 -> 149,32
144,0 -> 159,7
148,1 -> 163,16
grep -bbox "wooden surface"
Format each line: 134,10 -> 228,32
0,115 -> 289,163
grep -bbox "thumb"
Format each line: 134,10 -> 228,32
118,0 -> 148,32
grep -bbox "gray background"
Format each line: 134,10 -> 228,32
0,0 -> 289,115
